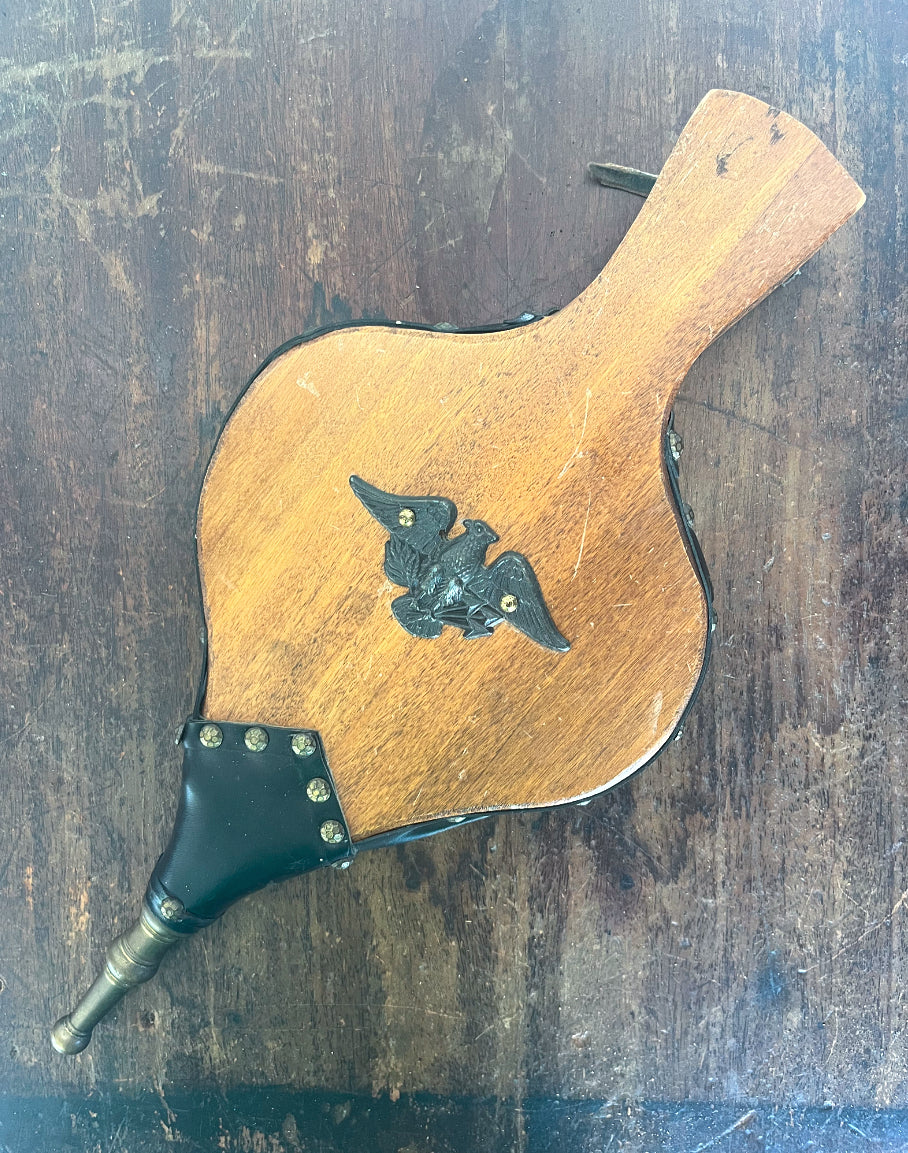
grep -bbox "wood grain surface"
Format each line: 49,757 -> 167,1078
199,91 -> 863,838
0,0 -> 905,1149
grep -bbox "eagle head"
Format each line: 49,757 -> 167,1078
462,519 -> 499,544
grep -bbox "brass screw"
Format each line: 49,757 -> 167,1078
320,820 -> 346,844
244,726 -> 269,752
500,593 -> 519,613
291,733 -> 317,757
398,508 -> 415,527
307,777 -> 332,803
199,724 -> 223,749
159,897 -> 184,921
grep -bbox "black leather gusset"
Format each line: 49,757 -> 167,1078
148,719 -> 354,927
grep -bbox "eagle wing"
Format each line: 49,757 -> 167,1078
349,475 -> 457,578
471,551 -> 570,653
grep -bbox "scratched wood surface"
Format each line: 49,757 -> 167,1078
0,1 -> 905,1151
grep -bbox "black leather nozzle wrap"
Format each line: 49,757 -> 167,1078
147,719 -> 355,930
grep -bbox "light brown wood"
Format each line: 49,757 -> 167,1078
197,91 -> 863,840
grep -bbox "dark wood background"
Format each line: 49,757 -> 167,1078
0,0 -> 905,1150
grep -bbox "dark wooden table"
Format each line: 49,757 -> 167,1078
1,1 -> 905,1150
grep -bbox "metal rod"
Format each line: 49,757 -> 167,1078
51,901 -> 182,1055
587,161 -> 658,198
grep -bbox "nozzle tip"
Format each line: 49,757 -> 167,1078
51,1015 -> 92,1055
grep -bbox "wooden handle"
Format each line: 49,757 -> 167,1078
554,90 -> 865,416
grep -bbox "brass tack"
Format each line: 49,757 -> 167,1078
244,726 -> 269,752
291,733 -> 317,757
320,820 -> 346,845
199,724 -> 223,749
159,897 -> 184,921
307,777 -> 332,803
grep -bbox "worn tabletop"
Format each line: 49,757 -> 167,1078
1,1 -> 906,1150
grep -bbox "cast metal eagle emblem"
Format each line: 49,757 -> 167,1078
350,475 -> 569,652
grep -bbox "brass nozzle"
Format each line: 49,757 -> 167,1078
51,901 -> 182,1055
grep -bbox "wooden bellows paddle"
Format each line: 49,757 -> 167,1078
52,90 -> 863,1056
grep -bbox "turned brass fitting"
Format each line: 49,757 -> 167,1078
51,901 -> 182,1055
